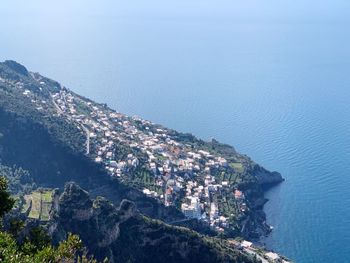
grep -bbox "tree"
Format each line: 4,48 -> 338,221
0,176 -> 101,262
0,176 -> 15,219
8,218 -> 25,238
25,226 -> 51,253
0,231 -> 99,263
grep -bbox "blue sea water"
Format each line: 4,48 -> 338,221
1,1 -> 350,262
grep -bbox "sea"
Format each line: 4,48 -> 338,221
1,1 -> 350,262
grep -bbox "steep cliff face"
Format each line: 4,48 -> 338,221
52,183 -> 256,263
253,166 -> 284,187
235,165 -> 283,239
55,183 -> 125,254
58,183 -> 94,221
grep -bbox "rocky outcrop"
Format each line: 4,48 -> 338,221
52,183 -> 255,263
253,165 -> 284,187
58,183 -> 94,221
55,183 -> 143,251
237,165 -> 283,240
3,60 -> 29,76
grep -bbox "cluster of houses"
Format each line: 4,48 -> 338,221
238,240 -> 292,263
5,77 -> 51,113
50,89 -> 249,231
4,72 -> 292,263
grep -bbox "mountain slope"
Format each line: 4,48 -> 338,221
51,182 -> 257,263
0,62 -> 185,222
0,60 -> 283,260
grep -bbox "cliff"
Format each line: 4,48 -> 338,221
51,182 -> 258,263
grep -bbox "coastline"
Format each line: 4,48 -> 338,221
1,60 -> 287,259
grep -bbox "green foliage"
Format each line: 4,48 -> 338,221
0,82 -> 84,156
0,231 -> 99,263
111,215 -> 253,263
8,219 -> 25,238
26,227 -> 51,252
0,177 -> 15,218
0,103 -> 107,190
0,165 -> 35,195
0,175 -> 100,263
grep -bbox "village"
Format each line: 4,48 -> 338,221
46,88 -> 251,232
8,76 -> 292,262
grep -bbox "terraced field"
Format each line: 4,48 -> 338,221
21,190 -> 54,221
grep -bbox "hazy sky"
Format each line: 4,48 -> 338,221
1,0 -> 350,22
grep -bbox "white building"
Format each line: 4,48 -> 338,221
265,252 -> 280,262
181,196 -> 201,219
241,240 -> 253,248
95,157 -> 102,163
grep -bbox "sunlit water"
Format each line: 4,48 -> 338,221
1,1 -> 350,262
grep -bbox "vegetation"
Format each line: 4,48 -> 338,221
21,190 -> 54,221
0,101 -> 109,189
0,165 -> 35,195
0,176 -> 100,263
0,177 -> 15,219
55,183 -> 258,263
112,214 -> 258,263
0,231 -> 100,263
0,60 -> 283,261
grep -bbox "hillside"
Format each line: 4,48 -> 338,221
0,60 -> 284,261
0,61 -> 184,222
45,182 -> 257,263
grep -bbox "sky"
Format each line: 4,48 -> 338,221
1,0 -> 350,22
